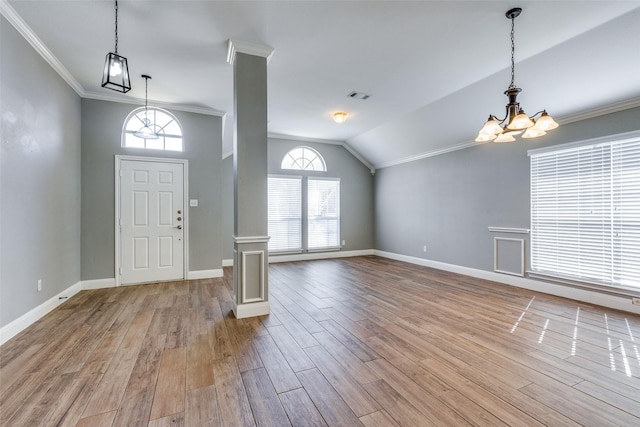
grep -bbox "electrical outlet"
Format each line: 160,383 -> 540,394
342,240 -> 346,246
37,279 -> 42,292
632,298 -> 640,306
423,245 -> 427,252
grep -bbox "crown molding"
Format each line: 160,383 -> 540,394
376,96 -> 640,170
557,96 -> 640,125
1,0 -> 84,95
227,39 -> 275,65
82,91 -> 226,117
376,140 -> 483,170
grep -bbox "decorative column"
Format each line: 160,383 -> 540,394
227,40 -> 273,318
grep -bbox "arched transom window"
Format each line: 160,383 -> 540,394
122,107 -> 183,151
281,146 -> 326,171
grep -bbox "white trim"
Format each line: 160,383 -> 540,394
222,259 -> 234,267
528,129 -> 640,157
376,140 -> 482,169
187,269 -> 223,280
234,235 -> 271,244
488,227 -> 530,234
0,281 -> 82,346
115,156 -> 189,286
82,91 -> 225,117
494,237 -> 525,277
227,39 -> 274,64
269,249 -> 374,263
242,251 -> 265,303
81,278 -> 116,290
556,96 -> 640,126
0,0 -> 84,95
374,250 -> 640,315
376,98 -> 640,170
233,301 -> 271,319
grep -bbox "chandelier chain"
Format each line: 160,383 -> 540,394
114,0 -> 119,54
509,14 -> 515,89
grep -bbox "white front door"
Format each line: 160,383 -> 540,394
118,159 -> 185,285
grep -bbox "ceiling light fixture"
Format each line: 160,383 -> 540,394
476,8 -> 558,143
333,112 -> 348,123
134,75 -> 159,139
101,0 -> 131,93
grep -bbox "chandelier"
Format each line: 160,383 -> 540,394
476,8 -> 558,143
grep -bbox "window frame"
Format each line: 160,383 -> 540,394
122,106 -> 184,152
528,130 -> 640,293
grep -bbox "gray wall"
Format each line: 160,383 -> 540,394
222,138 -> 375,259
375,106 -> 640,273
1,17 -> 82,327
81,99 -> 223,280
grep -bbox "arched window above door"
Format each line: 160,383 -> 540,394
122,107 -> 183,151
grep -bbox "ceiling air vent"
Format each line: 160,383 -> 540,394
347,91 -> 371,100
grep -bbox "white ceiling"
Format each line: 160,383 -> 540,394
4,1 -> 640,169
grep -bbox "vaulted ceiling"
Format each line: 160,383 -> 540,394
3,1 -> 640,169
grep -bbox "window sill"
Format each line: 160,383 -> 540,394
527,271 -> 640,299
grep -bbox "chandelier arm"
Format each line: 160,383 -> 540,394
528,110 -> 547,119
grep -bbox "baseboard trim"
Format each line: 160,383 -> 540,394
222,259 -> 234,267
269,249 -> 375,264
81,278 -> 116,290
187,269 -> 223,280
374,250 -> 640,315
233,301 -> 270,319
0,281 -> 82,346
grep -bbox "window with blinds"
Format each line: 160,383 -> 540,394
529,132 -> 640,290
308,178 -> 341,250
268,176 -> 302,252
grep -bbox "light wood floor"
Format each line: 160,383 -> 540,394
1,256 -> 640,426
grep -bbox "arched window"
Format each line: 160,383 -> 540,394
281,146 -> 326,171
122,107 -> 183,151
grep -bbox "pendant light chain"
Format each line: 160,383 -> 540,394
114,0 -> 119,54
144,76 -> 149,112
509,14 -> 515,89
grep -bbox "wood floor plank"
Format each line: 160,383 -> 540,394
252,334 -> 301,393
278,388 -> 328,427
266,324 -> 315,372
149,347 -> 186,421
76,410 -> 117,427
304,345 -> 381,417
241,368 -> 291,427
359,410 -> 400,427
113,386 -> 155,426
296,368 -> 363,427
185,385 -> 220,426
212,356 -> 255,427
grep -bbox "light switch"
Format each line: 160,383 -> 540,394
189,199 -> 198,207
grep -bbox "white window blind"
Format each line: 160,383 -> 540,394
268,176 -> 302,252
308,178 -> 340,250
530,134 -> 640,290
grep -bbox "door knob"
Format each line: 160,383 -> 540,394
176,225 -> 182,230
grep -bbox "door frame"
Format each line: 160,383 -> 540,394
115,155 -> 189,286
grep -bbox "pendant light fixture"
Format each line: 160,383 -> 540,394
134,75 -> 159,139
101,0 -> 131,93
476,8 -> 558,143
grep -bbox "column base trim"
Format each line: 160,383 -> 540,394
233,301 -> 270,319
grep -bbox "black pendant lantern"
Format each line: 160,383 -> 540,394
102,0 -> 131,93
